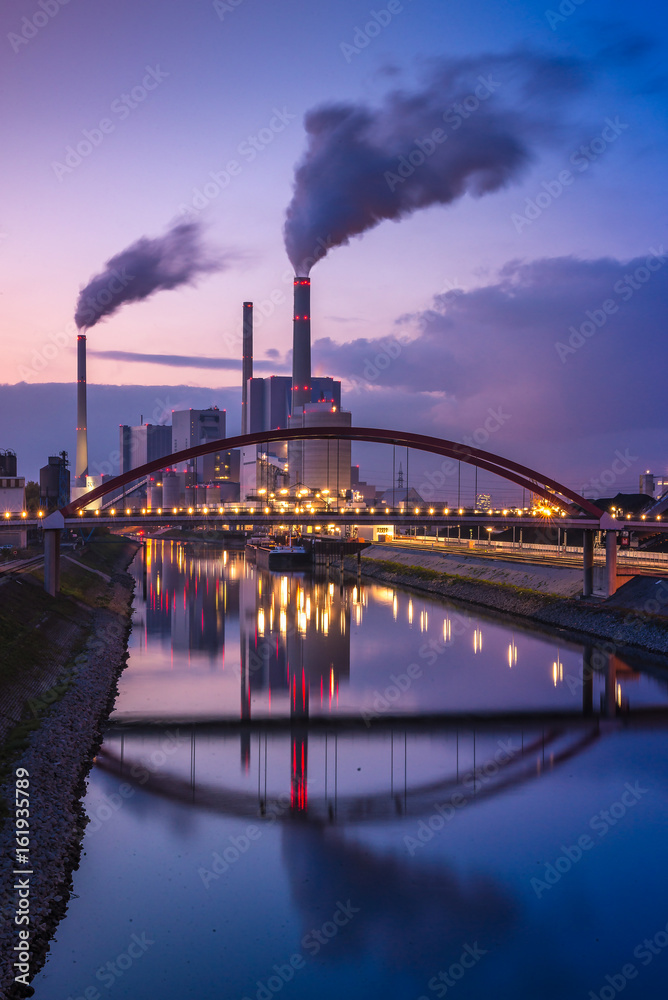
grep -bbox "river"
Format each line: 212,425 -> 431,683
31,539 -> 668,1000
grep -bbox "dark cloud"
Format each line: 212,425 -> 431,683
313,250 -> 668,456
75,220 -> 229,330
89,350 -> 286,372
284,50 -> 589,273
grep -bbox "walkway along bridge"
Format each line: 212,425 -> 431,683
37,426 -> 667,598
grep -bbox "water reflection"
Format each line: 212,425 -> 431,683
29,540 -> 668,1000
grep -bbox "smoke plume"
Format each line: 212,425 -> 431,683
75,219 -> 225,329
284,51 -> 588,274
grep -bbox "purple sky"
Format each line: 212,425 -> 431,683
1,0 -> 667,491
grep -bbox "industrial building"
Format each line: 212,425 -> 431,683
239,278 -> 353,499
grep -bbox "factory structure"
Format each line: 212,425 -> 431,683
240,277 -> 353,500
63,272 -> 357,508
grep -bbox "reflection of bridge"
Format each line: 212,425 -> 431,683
37,426 -> 668,598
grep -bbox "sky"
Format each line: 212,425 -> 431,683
1,0 -> 667,495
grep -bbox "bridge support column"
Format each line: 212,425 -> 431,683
44,529 -> 61,597
582,530 -> 594,597
605,530 -> 618,598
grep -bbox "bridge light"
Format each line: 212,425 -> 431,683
414,507 -> 420,514
385,507 -> 390,514
188,507 -> 194,514
173,507 -> 178,514
458,508 -> 463,515
141,508 -> 146,515
95,510 -> 99,516
265,507 -> 270,513
125,508 -> 131,515
428,508 -> 434,515
203,507 -> 209,514
38,510 -> 44,518
3,512 -> 9,519
78,510 -> 84,516
21,511 -> 27,518
444,508 -> 449,514
218,507 -> 223,514
110,509 -> 116,515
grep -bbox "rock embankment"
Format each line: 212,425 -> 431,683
0,544 -> 138,999
351,546 -> 668,658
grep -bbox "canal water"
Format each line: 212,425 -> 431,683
32,540 -> 668,1000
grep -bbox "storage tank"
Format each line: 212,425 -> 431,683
162,472 -> 180,509
147,484 -> 163,509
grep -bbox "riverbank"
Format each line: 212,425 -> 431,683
349,545 -> 668,658
0,537 -> 138,998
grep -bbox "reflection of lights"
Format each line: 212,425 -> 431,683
298,610 -> 307,633
322,611 -> 329,634
408,599 -> 413,626
393,595 -> 398,620
257,608 -> 265,636
353,586 -> 358,603
508,641 -> 518,668
280,576 -> 288,606
443,619 -> 451,642
355,604 -> 362,627
279,609 -> 287,633
552,658 -> 563,686
420,610 -> 428,632
473,629 -> 483,653
328,582 -> 334,597
616,682 -> 622,707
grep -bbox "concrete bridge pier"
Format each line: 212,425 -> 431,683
605,529 -> 618,598
44,530 -> 61,597
582,530 -> 594,597
42,511 -> 65,597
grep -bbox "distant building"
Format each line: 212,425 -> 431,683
171,407 -> 226,484
639,472 -> 668,499
0,450 -> 17,477
120,423 -> 173,476
241,377 -> 342,498
39,454 -> 70,508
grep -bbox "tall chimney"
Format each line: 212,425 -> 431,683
241,301 -> 253,434
292,276 -> 311,411
75,334 -> 88,486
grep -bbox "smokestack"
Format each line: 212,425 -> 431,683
75,334 -> 88,486
241,301 -> 253,434
292,277 -> 311,411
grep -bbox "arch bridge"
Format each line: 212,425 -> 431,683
41,425 -> 621,597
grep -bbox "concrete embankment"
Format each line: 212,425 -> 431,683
350,545 -> 668,658
0,537 -> 138,998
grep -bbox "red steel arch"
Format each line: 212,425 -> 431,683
61,426 -> 602,519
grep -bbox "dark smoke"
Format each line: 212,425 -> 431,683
75,220 -> 225,329
284,51 -> 588,274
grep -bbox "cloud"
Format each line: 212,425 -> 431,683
89,350 -> 287,372
313,249 -> 668,462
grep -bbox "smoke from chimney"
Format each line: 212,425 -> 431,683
283,50 -> 587,274
74,219 -> 226,330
